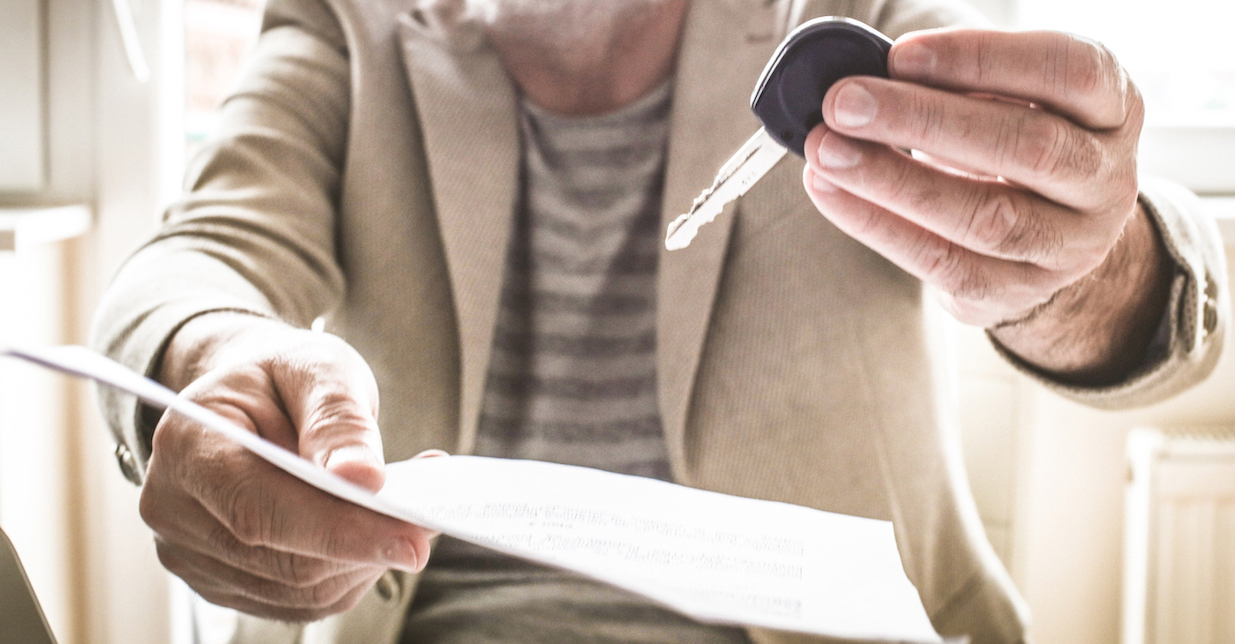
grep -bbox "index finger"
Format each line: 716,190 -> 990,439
889,29 -> 1132,129
189,440 -> 430,572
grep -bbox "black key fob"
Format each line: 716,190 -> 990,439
751,17 -> 893,157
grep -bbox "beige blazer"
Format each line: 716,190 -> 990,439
92,0 -> 1228,642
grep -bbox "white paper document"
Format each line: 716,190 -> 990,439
1,345 -> 943,642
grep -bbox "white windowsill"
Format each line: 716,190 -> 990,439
0,205 -> 92,252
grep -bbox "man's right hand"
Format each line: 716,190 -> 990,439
139,313 -> 433,622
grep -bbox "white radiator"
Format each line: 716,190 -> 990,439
1124,427 -> 1235,644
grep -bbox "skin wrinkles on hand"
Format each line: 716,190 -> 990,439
140,1 -> 698,622
141,8 -> 1174,625
801,28 -> 1170,385
145,313 -> 433,622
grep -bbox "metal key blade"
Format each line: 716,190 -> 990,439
666,128 -> 788,250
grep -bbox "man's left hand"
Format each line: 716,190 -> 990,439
802,28 -> 1173,383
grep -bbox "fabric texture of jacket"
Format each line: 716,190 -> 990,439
91,0 -> 1229,642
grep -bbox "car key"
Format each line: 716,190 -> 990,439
665,17 -> 893,250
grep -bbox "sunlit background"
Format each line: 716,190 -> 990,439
1020,0 -> 1235,127
2,1 -> 1233,643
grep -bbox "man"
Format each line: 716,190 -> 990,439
92,0 -> 1226,642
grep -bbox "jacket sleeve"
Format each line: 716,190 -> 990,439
89,0 -> 352,481
992,177 -> 1228,409
860,0 -> 1229,409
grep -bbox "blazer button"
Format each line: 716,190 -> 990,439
1203,277 -> 1220,337
375,571 -> 400,602
115,443 -> 142,485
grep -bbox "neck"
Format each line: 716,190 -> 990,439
485,1 -> 690,116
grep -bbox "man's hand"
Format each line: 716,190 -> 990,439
140,314 -> 434,621
802,29 -> 1173,383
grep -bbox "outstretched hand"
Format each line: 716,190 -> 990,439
140,314 -> 435,621
803,29 -> 1172,382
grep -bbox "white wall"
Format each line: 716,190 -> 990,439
1016,244 -> 1235,644
1,0 -> 173,642
0,0 -> 46,191
0,242 -> 75,643
74,0 -> 179,640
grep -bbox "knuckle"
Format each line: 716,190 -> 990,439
959,188 -> 1062,263
905,232 -> 938,268
149,413 -> 179,455
1066,38 -> 1104,96
888,160 -> 930,210
1123,79 -> 1146,131
997,199 -> 1062,261
304,389 -> 374,431
1022,117 -> 1103,181
272,579 -> 369,622
318,525 -> 355,562
1020,118 -> 1063,176
330,579 -> 378,615
280,554 -> 336,588
907,91 -> 948,146
849,205 -> 884,237
926,243 -> 990,302
1055,35 -> 1109,103
260,577 -> 347,613
138,487 -> 164,529
306,575 -> 356,610
951,269 -> 995,303
206,520 -> 241,557
1062,36 -> 1128,123
154,540 -> 189,577
955,190 -> 1011,249
1060,131 -> 1105,179
220,479 -> 274,546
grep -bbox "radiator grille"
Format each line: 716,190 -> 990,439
1124,427 -> 1235,644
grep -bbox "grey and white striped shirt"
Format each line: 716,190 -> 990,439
401,83 -> 750,644
473,81 -> 672,480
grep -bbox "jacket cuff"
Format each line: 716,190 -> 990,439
990,176 -> 1227,409
92,300 -> 274,485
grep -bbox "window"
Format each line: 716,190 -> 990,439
184,0 -> 264,161
1018,0 -> 1235,194
173,0 -> 1235,197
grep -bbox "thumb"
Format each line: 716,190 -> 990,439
323,442 -> 386,492
271,340 -> 386,492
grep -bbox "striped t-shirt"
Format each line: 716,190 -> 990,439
400,83 -> 751,644
472,81 -> 672,479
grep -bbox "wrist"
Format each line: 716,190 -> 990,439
158,312 -> 290,391
990,201 -> 1174,384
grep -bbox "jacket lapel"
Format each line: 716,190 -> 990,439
396,1 -> 788,465
657,0 -> 784,483
397,12 -> 519,454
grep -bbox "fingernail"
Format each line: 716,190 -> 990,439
817,132 -> 862,169
413,449 -> 450,459
383,537 -> 420,572
325,444 -> 381,471
833,84 -> 878,128
810,171 -> 838,193
894,42 -> 936,77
